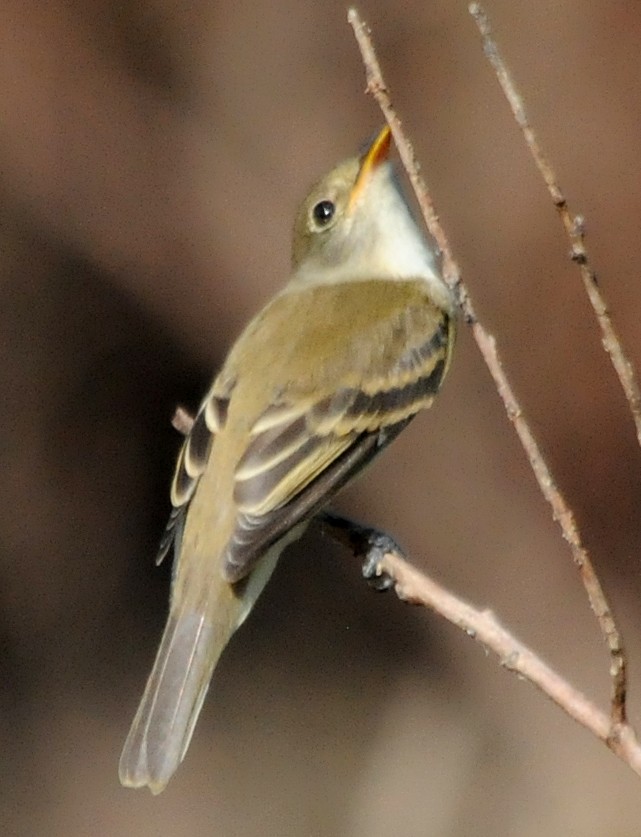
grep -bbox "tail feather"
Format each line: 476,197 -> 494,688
119,609 -> 221,795
120,545 -> 284,793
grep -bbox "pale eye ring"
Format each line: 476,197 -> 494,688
312,200 -> 335,226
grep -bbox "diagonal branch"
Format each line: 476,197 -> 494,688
469,3 -> 641,452
317,507 -> 641,776
169,407 -> 641,776
347,7 -> 628,732
376,547 -> 641,778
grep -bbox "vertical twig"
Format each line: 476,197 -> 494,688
347,7 -> 627,730
469,3 -> 641,450
469,0 -> 633,730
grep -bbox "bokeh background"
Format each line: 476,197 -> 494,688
1,1 -> 641,834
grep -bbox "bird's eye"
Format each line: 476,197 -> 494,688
312,200 -> 335,227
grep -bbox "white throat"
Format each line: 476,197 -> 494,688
293,163 -> 453,314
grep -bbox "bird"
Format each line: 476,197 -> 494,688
119,124 -> 456,794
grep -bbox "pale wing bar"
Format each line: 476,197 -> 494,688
156,393 -> 229,565
223,313 -> 452,582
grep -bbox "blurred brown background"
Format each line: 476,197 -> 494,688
1,1 -> 641,834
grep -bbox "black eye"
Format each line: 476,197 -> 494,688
312,200 -> 335,226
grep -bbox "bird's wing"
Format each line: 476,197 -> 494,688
155,389 -> 231,566
222,305 -> 453,582
157,280 -> 454,581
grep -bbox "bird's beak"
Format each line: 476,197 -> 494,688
348,124 -> 392,213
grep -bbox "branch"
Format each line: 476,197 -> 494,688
469,3 -> 641,451
171,405 -> 195,435
168,13 -> 639,776
319,510 -> 641,776
347,8 -> 631,749
376,548 -> 641,778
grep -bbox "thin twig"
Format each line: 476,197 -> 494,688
347,8 -> 628,733
468,3 -> 641,447
171,405 -> 195,435
468,0 -> 632,731
346,10 -> 461,298
376,548 -> 641,778
169,405 -> 641,772
318,513 -> 641,769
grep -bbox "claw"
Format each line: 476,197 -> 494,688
360,531 -> 399,591
318,510 -> 403,592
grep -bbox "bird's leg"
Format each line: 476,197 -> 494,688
316,510 -> 406,591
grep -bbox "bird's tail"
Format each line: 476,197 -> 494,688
118,605 -> 222,795
119,545 -> 282,794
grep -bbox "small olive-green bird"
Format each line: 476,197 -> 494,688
119,125 -> 456,793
